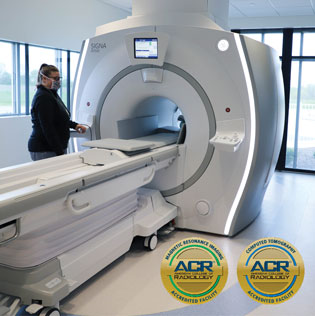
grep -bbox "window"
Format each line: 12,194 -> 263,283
264,33 -> 283,57
28,46 -> 57,106
302,33 -> 315,56
292,33 -> 301,56
70,52 -> 79,92
285,31 -> 315,171
0,39 -> 80,116
243,33 -> 262,42
60,50 -> 68,105
0,42 -> 14,115
19,44 -> 26,114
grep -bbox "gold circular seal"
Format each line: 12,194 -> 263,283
160,237 -> 228,304
237,237 -> 304,304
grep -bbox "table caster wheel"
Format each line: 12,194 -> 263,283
39,307 -> 61,316
144,234 -> 158,250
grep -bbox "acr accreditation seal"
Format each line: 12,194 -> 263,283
237,237 -> 304,304
160,237 -> 228,304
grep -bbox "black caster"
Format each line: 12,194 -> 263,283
18,305 -> 61,316
39,307 -> 61,316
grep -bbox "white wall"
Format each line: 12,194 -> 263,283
0,116 -> 32,168
0,0 -> 129,51
0,0 -> 129,169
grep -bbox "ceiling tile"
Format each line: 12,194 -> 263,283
243,8 -> 279,17
229,5 -> 246,17
102,0 -> 315,18
230,0 -> 273,9
230,0 -> 279,16
100,0 -> 131,11
269,0 -> 311,8
230,1 -> 279,17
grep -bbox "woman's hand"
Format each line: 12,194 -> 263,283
75,124 -> 87,134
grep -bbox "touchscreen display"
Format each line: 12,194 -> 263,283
134,38 -> 158,59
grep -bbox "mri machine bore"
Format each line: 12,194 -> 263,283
0,0 -> 284,314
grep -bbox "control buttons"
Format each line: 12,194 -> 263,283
210,132 -> 244,152
218,39 -> 229,52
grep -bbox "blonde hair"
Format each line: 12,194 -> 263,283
37,63 -> 59,87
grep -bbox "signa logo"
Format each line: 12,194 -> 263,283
90,42 -> 107,53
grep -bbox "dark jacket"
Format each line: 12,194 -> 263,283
28,85 -> 78,155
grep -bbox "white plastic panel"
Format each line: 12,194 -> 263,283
132,0 -> 208,16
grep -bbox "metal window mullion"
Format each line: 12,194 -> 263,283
25,44 -> 30,115
293,33 -> 304,168
12,43 -> 17,114
276,28 -> 293,170
67,51 -> 70,109
293,61 -> 302,168
56,50 -> 62,98
56,49 -> 62,69
16,43 -> 21,114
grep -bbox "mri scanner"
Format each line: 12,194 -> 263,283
0,0 -> 284,314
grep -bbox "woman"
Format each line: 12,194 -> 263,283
28,64 -> 86,161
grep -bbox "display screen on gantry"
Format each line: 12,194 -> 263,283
134,38 -> 158,59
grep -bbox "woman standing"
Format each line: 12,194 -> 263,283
28,64 -> 86,161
